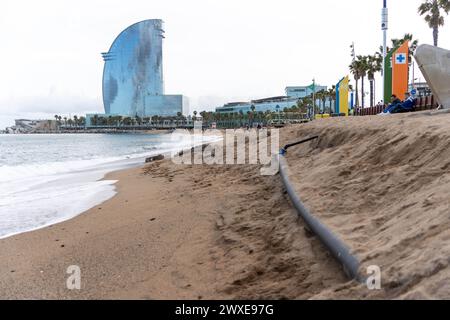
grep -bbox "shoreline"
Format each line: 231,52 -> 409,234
0,129 -> 173,135
0,132 -> 221,241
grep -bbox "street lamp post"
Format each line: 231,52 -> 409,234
350,42 -> 356,110
381,0 -> 388,105
312,78 -> 316,120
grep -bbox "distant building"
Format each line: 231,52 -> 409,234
215,96 -> 298,114
285,85 -> 327,99
215,84 -> 333,115
409,82 -> 432,97
102,19 -> 188,117
11,119 -> 57,133
216,102 -> 251,114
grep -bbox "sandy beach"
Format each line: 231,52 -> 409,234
1,110 -> 449,299
0,149 -> 345,299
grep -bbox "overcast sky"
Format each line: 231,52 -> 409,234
1,0 -> 449,128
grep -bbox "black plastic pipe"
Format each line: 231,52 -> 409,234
279,138 -> 361,281
281,135 -> 320,154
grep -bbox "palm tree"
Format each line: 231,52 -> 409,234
199,111 -> 206,122
135,115 -> 142,126
297,97 -> 311,114
315,90 -> 326,113
54,115 -> 61,128
418,0 -> 450,46
351,56 -> 369,107
321,91 -> 327,112
327,87 -> 336,113
367,54 -> 383,107
390,33 -> 419,64
377,34 -> 419,91
79,116 -> 86,127
378,34 -> 418,66
123,117 -> 132,126
349,60 -> 361,107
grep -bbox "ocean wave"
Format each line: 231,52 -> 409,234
0,133 -> 222,239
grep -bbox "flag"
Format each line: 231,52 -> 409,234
384,46 -> 398,103
350,91 -> 354,109
335,76 -> 349,116
335,79 -> 341,114
392,41 -> 409,100
308,83 -> 316,92
338,76 -> 349,116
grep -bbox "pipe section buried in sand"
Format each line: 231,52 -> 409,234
278,137 -> 362,281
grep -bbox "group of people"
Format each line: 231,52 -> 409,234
379,92 -> 417,115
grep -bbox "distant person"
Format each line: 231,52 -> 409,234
389,94 -> 401,106
383,96 -> 396,114
379,95 -> 400,115
400,93 -> 417,111
380,93 -> 416,115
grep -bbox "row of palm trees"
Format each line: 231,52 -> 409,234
349,53 -> 383,108
197,88 -> 340,123
53,113 -> 192,128
54,115 -> 86,127
194,87 -> 339,123
312,87 -> 339,114
199,108 -> 307,124
89,113 -> 189,127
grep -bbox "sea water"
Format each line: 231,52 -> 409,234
0,132 -> 215,239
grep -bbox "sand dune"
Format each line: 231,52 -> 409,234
281,111 -> 450,299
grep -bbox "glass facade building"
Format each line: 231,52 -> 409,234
102,19 -> 187,117
215,97 -> 299,114
285,85 -> 327,99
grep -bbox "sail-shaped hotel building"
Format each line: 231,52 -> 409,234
100,19 -> 188,117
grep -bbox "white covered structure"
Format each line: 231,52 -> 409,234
415,44 -> 450,109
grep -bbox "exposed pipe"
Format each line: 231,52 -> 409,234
281,136 -> 319,155
279,137 -> 362,281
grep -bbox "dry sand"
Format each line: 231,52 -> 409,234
1,110 -> 449,299
281,110 -> 450,299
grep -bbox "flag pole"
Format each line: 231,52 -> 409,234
312,78 -> 316,120
382,0 -> 388,105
